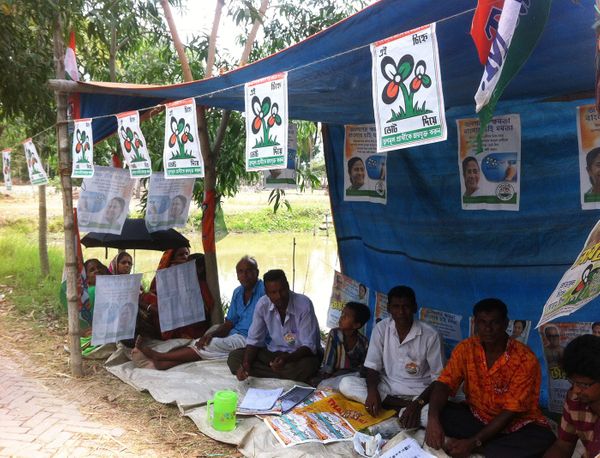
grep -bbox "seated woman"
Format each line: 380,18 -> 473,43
108,251 -> 133,275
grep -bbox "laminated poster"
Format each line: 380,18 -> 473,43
457,114 -> 521,211
419,307 -> 462,359
538,322 -> 594,413
22,138 -> 48,186
371,23 -> 446,152
116,110 -> 152,178
327,271 -> 369,329
344,125 -> 387,204
538,219 -> 600,328
77,166 -> 134,235
576,104 -> 600,210
374,291 -> 388,322
146,172 -> 195,232
245,72 -> 288,171
163,98 -> 204,178
71,118 -> 94,178
92,274 -> 142,345
2,149 -> 12,191
156,260 -> 205,332
264,123 -> 297,189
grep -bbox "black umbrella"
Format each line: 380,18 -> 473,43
80,218 -> 190,251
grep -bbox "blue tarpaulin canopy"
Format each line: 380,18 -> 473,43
76,0 -> 597,405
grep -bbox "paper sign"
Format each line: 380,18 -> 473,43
2,149 -> 12,191
146,172 -> 194,232
380,437 -> 435,458
163,98 -> 203,178
374,291 -> 388,322
117,110 -> 151,178
457,114 -> 521,211
371,23 -> 446,152
576,105 -> 600,210
264,123 -> 297,189
71,118 -> 94,178
344,124 -> 387,203
92,274 -> 142,345
264,411 -> 355,447
538,219 -> 600,327
327,271 -> 369,328
77,166 -> 134,234
506,319 -> 531,345
22,138 -> 48,186
156,260 -> 205,332
245,72 -> 288,171
419,307 -> 462,359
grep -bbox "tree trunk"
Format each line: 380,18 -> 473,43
53,16 -> 82,376
38,184 -> 49,276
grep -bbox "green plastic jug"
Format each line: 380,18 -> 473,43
207,390 -> 238,431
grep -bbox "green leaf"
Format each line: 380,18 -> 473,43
421,74 -> 432,88
177,119 -> 185,134
261,97 -> 271,116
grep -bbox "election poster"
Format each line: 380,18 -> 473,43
374,291 -> 388,322
264,123 -> 297,189
71,118 -> 94,178
146,172 -> 195,232
263,411 -> 355,447
538,219 -> 600,328
576,104 -> 600,210
92,274 -> 142,345
116,110 -> 152,178
506,319 -> 532,345
245,72 -> 288,171
539,322 -> 593,413
156,260 -> 205,332
23,138 -> 48,186
344,124 -> 387,204
419,307 -> 462,359
2,149 -> 12,191
163,98 -> 203,178
77,166 -> 134,234
371,23 -> 446,152
457,114 -> 521,211
327,271 -> 369,328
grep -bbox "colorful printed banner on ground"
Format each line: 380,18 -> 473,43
371,23 -> 446,152
92,274 -> 142,345
374,291 -> 388,322
163,98 -> 203,178
117,111 -> 151,178
264,123 -> 297,189
145,173 -> 194,232
538,220 -> 600,328
457,114 -> 520,211
156,260 -> 205,332
419,307 -> 462,359
327,271 -> 369,328
71,118 -> 94,178
245,72 -> 288,171
539,322 -> 594,413
344,125 -> 387,204
77,166 -> 133,234
576,105 -> 600,209
2,149 -> 12,191
22,138 -> 48,186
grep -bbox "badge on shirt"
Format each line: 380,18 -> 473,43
405,361 -> 419,375
284,332 -> 296,346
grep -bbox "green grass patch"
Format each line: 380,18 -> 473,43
223,205 -> 330,233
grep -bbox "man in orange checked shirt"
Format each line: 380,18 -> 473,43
424,298 -> 555,458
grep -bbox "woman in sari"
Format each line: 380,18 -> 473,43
108,251 -> 133,275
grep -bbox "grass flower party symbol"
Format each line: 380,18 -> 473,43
120,126 -> 145,163
251,95 -> 281,148
75,128 -> 91,163
26,147 -> 40,173
381,54 -> 433,122
168,116 -> 195,160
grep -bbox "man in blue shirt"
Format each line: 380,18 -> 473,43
133,256 -> 264,369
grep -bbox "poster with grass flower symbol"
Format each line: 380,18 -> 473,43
2,149 -> 12,191
71,118 -> 94,178
162,98 -> 204,179
22,138 -> 48,186
244,72 -> 288,172
371,23 -> 446,152
116,110 -> 151,178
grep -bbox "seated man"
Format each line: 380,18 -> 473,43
133,256 -> 264,369
425,298 -> 555,458
339,285 -> 444,426
227,269 -> 321,383
544,334 -> 600,458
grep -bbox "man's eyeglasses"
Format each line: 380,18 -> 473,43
568,378 -> 599,390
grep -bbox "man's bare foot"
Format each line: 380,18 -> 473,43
134,335 -> 160,360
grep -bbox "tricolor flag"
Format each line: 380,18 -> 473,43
64,31 -> 80,120
470,0 -> 505,65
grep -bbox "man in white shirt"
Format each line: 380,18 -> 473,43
339,285 -> 443,427
227,269 -> 321,383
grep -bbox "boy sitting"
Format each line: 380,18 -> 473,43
313,301 -> 371,390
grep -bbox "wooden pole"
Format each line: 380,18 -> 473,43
53,16 -> 82,376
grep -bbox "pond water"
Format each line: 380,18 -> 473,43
83,231 -> 339,330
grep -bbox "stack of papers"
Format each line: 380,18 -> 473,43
237,388 -> 284,416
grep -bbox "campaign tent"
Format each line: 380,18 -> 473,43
72,0 -> 596,405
